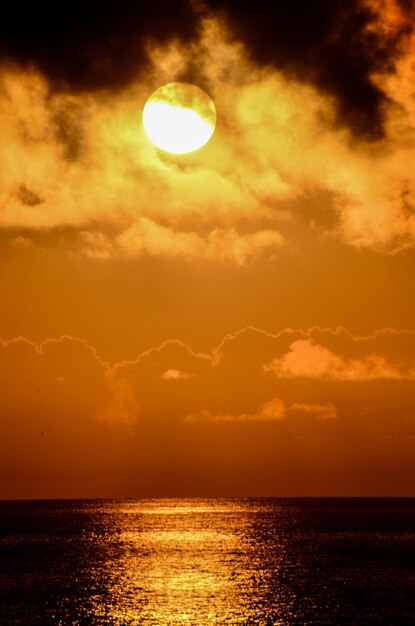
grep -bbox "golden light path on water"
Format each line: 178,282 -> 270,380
6,499 -> 412,624
82,499 -> 291,625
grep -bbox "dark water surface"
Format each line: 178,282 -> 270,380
0,498 -> 414,625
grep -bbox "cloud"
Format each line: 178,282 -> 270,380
0,335 -> 111,415
264,338 -> 415,380
0,1 -> 198,93
80,220 -> 283,265
116,220 -> 282,264
186,399 -> 339,422
80,231 -> 114,260
109,339 -> 211,423
0,55 -> 284,261
185,397 -> 286,422
206,0 -> 414,139
161,369 -> 194,380
289,402 -> 338,419
99,378 -> 138,426
111,338 -> 212,374
1,0 -> 412,142
1,10 -> 415,254
9,235 -> 33,249
0,336 -> 124,482
1,327 -> 415,498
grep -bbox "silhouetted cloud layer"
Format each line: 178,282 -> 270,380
1,327 -> 414,496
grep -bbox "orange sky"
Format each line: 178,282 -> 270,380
0,0 -> 414,498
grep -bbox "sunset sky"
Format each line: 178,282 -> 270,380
1,0 -> 414,498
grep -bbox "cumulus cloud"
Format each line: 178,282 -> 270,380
161,369 -> 194,380
1,325 -> 415,499
9,235 -> 33,249
116,220 -> 282,264
0,335 -> 126,495
264,338 -> 415,381
0,335 -> 111,415
80,231 -> 114,260
80,218 -> 283,264
2,328 -> 414,411
108,339 -> 211,423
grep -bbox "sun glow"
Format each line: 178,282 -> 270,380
142,82 -> 216,154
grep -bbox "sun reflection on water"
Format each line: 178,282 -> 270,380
3,499 -> 414,625
82,499 -> 289,625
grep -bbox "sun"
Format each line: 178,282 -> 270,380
142,82 -> 216,154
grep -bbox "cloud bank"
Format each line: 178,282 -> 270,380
1,326 -> 414,496
0,3 -> 414,256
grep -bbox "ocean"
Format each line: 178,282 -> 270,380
0,498 -> 414,625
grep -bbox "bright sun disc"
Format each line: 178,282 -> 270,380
142,82 -> 216,154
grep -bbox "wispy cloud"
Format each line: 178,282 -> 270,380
185,398 -> 286,422
289,402 -> 338,419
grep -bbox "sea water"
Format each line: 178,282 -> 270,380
0,498 -> 414,625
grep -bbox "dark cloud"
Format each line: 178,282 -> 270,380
17,185 -> 43,207
0,0 -> 198,92
1,1 -> 413,139
205,0 -> 413,139
52,100 -> 87,161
